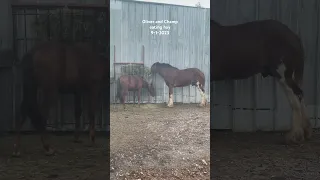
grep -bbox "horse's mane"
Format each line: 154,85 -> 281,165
153,62 -> 179,70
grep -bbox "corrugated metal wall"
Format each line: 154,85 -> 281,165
110,0 -> 210,104
211,0 -> 320,131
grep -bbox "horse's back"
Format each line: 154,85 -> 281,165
119,75 -> 144,89
212,19 -> 303,80
27,41 -> 105,89
179,68 -> 205,84
182,68 -> 204,75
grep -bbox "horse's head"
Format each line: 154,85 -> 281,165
147,74 -> 156,97
148,82 -> 156,97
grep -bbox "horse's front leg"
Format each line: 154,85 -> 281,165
167,85 -> 174,107
196,82 -> 207,107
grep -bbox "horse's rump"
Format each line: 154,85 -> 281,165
211,19 -> 304,84
178,68 -> 205,87
118,75 -> 145,90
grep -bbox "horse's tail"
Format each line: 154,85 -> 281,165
21,52 -> 46,131
281,30 -> 305,87
276,22 -> 305,86
116,77 -> 122,102
292,36 -> 305,87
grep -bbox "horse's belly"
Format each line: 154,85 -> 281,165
173,79 -> 192,87
127,87 -> 139,91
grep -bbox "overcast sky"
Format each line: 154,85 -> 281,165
133,0 -> 210,8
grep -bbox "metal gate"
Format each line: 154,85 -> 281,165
11,3 -> 109,131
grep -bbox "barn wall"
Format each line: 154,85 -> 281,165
211,0 -> 320,131
110,0 -> 210,104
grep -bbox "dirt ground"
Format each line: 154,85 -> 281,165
110,103 -> 210,180
0,133 -> 109,180
212,130 -> 320,180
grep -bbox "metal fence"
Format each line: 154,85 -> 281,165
110,0 -> 211,104
8,3 -> 109,132
211,0 -> 320,131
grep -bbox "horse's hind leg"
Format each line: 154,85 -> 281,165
283,67 -> 312,140
196,82 -> 207,107
275,64 -> 304,143
300,98 -> 312,140
290,67 -> 312,140
73,93 -> 82,143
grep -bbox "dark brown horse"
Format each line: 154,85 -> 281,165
12,41 -> 108,157
116,75 -> 155,108
150,62 -> 207,107
211,19 -> 312,144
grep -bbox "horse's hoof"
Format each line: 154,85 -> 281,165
285,128 -> 305,144
12,151 -> 21,158
45,148 -> 55,156
199,103 -> 205,107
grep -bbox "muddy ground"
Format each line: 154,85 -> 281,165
0,133 -> 109,180
110,103 -> 210,180
212,130 -> 320,180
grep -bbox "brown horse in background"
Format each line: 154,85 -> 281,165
12,41 -> 108,157
211,19 -> 311,144
116,75 -> 155,109
150,62 -> 207,107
